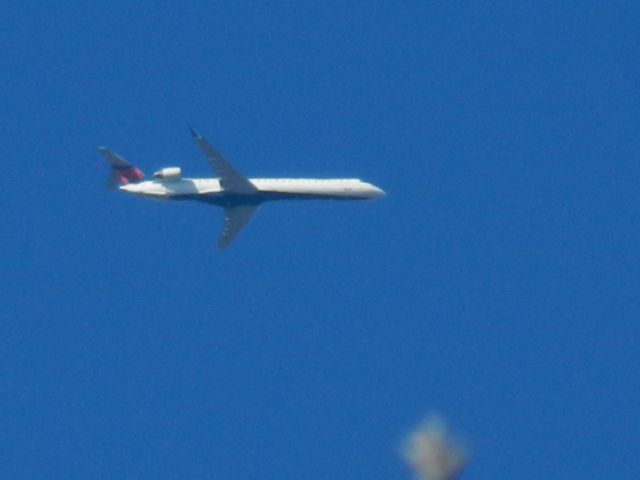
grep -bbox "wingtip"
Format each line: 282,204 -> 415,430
188,125 -> 201,139
217,237 -> 231,250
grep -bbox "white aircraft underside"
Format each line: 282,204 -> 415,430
120,177 -> 384,203
100,128 -> 385,249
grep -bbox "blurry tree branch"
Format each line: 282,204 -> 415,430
402,415 -> 470,480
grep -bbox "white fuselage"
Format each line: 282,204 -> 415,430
120,177 -> 385,205
102,129 -> 385,248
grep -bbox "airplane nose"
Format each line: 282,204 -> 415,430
371,186 -> 386,198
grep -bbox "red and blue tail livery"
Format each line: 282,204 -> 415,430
98,146 -> 144,189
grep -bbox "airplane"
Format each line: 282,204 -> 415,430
100,128 -> 385,249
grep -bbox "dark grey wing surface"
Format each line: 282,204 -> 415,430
189,127 -> 258,194
218,205 -> 259,249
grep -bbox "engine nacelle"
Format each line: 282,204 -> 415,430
153,167 -> 182,182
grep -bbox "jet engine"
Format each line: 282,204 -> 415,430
153,167 -> 182,182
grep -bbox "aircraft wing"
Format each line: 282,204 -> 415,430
218,205 -> 259,249
189,127 -> 258,194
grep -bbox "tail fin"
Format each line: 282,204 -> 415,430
98,147 -> 144,189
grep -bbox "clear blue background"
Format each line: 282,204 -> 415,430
1,2 -> 638,479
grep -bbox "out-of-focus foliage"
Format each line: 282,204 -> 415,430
402,415 -> 470,480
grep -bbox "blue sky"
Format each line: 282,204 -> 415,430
1,2 -> 638,479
